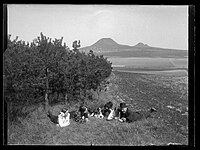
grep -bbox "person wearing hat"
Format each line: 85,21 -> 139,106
119,102 -> 143,123
118,103 -> 157,123
118,102 -> 128,122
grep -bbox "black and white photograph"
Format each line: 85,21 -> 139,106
3,4 -> 193,146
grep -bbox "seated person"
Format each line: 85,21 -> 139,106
79,105 -> 90,121
58,108 -> 70,127
113,107 -> 122,120
106,108 -> 115,121
102,101 -> 113,117
93,107 -> 104,119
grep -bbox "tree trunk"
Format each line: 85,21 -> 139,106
44,68 -> 49,111
45,92 -> 49,110
57,92 -> 59,100
96,88 -> 100,100
64,93 -> 68,105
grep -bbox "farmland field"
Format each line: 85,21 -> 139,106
110,70 -> 188,144
107,57 -> 188,71
113,69 -> 188,75
169,58 -> 188,68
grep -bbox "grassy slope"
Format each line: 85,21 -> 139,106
7,71 -> 188,145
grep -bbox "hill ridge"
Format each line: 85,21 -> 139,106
79,38 -> 187,58
134,42 -> 150,48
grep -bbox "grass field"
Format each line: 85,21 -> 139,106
7,71 -> 188,145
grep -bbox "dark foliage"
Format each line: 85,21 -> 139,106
4,33 -> 112,122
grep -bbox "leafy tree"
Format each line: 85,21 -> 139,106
4,33 -> 70,110
4,33 -> 112,121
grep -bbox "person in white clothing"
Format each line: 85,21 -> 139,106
58,108 -> 70,127
106,108 -> 115,121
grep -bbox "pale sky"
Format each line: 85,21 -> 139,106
8,5 -> 188,50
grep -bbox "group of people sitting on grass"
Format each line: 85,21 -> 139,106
47,101 -> 157,127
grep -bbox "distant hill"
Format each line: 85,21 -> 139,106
80,38 -> 188,58
133,42 -> 150,48
80,38 -> 132,53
